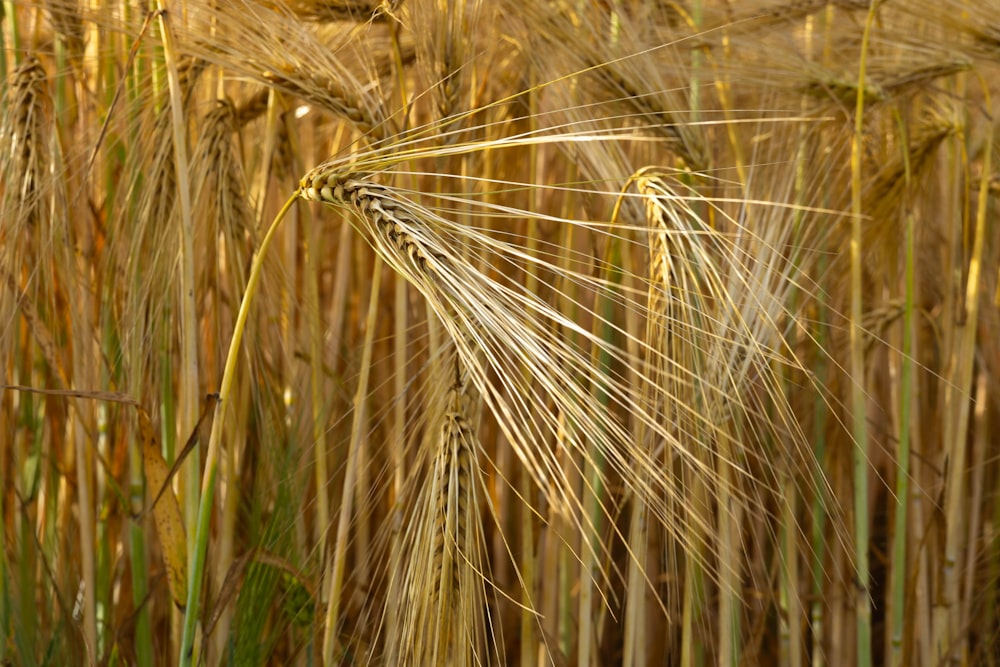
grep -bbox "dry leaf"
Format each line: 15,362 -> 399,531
137,407 -> 188,611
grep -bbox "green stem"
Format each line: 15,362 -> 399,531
889,114 -> 915,667
128,523 -> 153,667
578,235 -> 621,667
810,270 -> 829,667
849,5 -> 880,666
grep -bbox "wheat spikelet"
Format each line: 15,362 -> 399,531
132,55 -> 205,233
427,385 -> 479,665
2,56 -> 50,230
631,164 -> 848,634
597,66 -> 709,171
894,0 -> 1000,65
300,160 -> 770,635
410,0 -> 480,127
624,172 -> 705,654
636,173 -> 732,582
713,0 -> 868,34
193,99 -> 256,315
299,170 -> 451,286
1,55 -> 57,382
196,99 -> 255,235
798,48 -> 971,107
863,110 -> 956,241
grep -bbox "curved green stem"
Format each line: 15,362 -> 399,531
178,192 -> 299,667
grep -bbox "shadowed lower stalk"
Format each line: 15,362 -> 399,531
888,114 -> 916,667
937,96 -> 992,663
321,256 -> 383,665
960,370 -> 989,651
780,473 -> 801,667
810,311 -> 829,667
0,421 -> 6,664
553,178 -> 582,663
66,168 -> 99,667
384,268 -> 409,648
578,229 -> 621,667
989,457 -> 1000,667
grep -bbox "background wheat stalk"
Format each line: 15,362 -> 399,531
2,1 -> 999,666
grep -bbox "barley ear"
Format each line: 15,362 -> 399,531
398,377 -> 490,667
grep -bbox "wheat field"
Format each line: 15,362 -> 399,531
2,1 -> 999,665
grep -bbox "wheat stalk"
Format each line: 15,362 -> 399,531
191,96 -> 257,663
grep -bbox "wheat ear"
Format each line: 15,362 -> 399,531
4,56 -> 49,229
396,376 -> 489,667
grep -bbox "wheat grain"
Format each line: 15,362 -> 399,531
196,99 -> 256,244
524,4 -> 710,171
